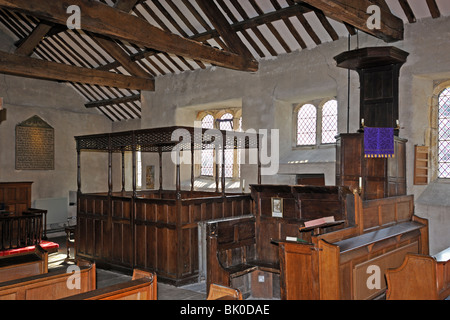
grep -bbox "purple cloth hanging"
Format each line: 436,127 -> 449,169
364,127 -> 394,158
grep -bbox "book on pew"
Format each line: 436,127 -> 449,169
285,236 -> 310,244
305,216 -> 334,228
303,216 -> 335,228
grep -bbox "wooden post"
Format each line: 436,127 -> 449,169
191,143 -> 194,192
121,150 -> 126,193
77,149 -> 81,194
132,140 -> 137,199
257,142 -> 262,185
108,136 -> 112,196
215,148 -> 219,193
159,147 -> 163,192
222,143 -> 226,195
176,149 -> 181,200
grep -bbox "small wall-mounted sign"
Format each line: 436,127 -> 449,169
271,197 -> 283,218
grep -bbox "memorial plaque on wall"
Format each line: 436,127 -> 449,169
15,115 -> 54,170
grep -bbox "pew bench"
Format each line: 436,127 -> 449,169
61,269 -> 157,300
206,215 -> 279,298
385,246 -> 450,300
0,260 -> 96,300
278,195 -> 429,300
0,245 -> 48,282
207,283 -> 243,300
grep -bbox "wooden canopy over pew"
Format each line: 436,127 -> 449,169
74,126 -> 260,286
278,193 -> 429,300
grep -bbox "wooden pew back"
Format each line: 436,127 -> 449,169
0,260 -> 95,300
207,283 -> 242,300
278,195 -> 429,300
206,215 -> 256,292
386,249 -> 450,300
62,269 -> 157,300
0,245 -> 48,282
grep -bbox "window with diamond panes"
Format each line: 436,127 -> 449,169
321,100 -> 338,144
201,114 -> 214,176
438,87 -> 450,178
297,104 -> 317,146
219,113 -> 234,178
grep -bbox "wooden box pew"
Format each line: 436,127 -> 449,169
278,194 -> 429,300
385,247 -> 450,300
207,283 -> 243,300
206,185 -> 355,299
0,260 -> 96,300
206,215 -> 279,298
0,245 -> 48,282
61,269 -> 157,300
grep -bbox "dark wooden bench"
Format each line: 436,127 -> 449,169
0,245 -> 48,282
206,215 -> 279,298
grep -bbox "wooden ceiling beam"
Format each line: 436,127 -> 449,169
85,94 -> 141,109
293,0 -> 404,42
398,0 -> 416,23
0,0 -> 257,72
113,0 -> 141,12
0,50 -> 155,90
426,0 -> 441,19
194,0 -> 254,59
14,21 -> 53,56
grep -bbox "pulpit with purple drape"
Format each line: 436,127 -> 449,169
364,127 -> 395,158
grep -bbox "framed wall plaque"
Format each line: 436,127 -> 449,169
15,115 -> 54,170
271,197 -> 283,218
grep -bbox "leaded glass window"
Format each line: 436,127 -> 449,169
201,114 -> 214,176
321,100 -> 338,144
297,104 -> 317,146
438,88 -> 450,178
219,113 -> 234,178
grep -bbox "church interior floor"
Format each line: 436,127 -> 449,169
48,235 -> 207,300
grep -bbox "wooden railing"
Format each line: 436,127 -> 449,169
0,212 -> 43,251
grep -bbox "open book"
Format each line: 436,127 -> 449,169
303,216 -> 335,228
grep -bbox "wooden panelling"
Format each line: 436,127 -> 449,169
336,134 -> 407,200
0,182 -> 32,215
77,191 -> 252,286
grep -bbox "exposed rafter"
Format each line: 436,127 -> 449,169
293,0 -> 404,42
0,50 -> 155,90
0,0 -> 445,122
85,94 -> 141,109
0,0 -> 258,72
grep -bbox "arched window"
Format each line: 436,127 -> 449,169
199,110 -> 242,179
219,113 -> 234,178
438,87 -> 450,178
297,104 -> 317,146
321,99 -> 338,144
201,114 -> 214,176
